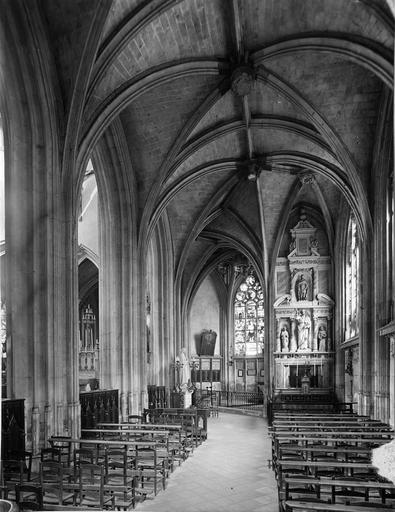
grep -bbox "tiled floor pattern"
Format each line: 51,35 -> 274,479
135,411 -> 278,512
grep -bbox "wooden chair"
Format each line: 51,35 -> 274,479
39,460 -> 75,508
2,459 -> 25,501
104,454 -> 140,511
7,451 -> 33,482
3,459 -> 24,485
75,463 -> 115,510
49,436 -> 72,466
135,447 -> 166,496
15,484 -> 43,511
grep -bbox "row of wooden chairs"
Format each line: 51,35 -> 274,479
270,411 -> 395,512
7,447 -> 162,510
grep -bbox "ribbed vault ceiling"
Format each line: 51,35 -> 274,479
41,0 -> 394,298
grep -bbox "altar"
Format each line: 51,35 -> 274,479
273,210 -> 334,395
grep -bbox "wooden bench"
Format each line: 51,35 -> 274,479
284,500 -> 395,511
281,476 -> 395,502
276,459 -> 375,481
277,444 -> 372,462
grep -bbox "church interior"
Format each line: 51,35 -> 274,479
0,0 -> 394,510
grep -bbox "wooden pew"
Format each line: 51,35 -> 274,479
280,475 -> 395,509
268,423 -> 394,434
271,411 -> 394,512
81,428 -> 170,439
277,444 -> 372,461
284,501 -> 395,512
276,459 -> 376,482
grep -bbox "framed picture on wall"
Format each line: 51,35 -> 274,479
247,369 -> 256,376
260,369 -> 264,377
237,369 -> 244,377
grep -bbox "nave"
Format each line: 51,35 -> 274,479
1,408 -> 277,512
134,411 -> 277,512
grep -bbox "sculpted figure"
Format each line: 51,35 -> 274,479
297,311 -> 311,350
280,326 -> 289,352
178,347 -> 191,389
317,325 -> 327,352
296,274 -> 309,301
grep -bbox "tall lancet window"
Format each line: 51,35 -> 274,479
345,214 -> 360,339
234,272 -> 264,356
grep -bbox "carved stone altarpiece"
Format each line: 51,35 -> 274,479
274,211 -> 334,393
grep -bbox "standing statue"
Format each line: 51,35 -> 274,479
295,274 -> 309,301
280,326 -> 289,352
178,347 -> 191,390
317,325 -> 327,352
296,311 -> 311,351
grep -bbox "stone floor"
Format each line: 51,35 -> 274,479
134,411 -> 279,512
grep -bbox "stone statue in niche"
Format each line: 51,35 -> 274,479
280,326 -> 289,352
317,325 -> 327,352
295,274 -> 309,301
296,311 -> 311,351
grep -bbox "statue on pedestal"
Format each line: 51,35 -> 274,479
178,347 -> 191,391
296,311 -> 311,351
317,325 -> 327,352
295,274 -> 309,301
280,326 -> 289,352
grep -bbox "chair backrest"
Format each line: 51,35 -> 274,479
79,463 -> 104,486
74,447 -> 95,466
7,451 -> 32,481
40,460 -> 63,483
105,448 -> 127,467
136,447 -> 157,465
3,459 -> 24,484
49,436 -> 71,464
104,460 -> 128,484
41,447 -> 62,462
15,484 -> 43,511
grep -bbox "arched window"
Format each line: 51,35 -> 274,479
78,159 -> 100,391
234,272 -> 264,356
345,213 -> 360,340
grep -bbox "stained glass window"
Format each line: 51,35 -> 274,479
234,272 -> 264,356
345,214 -> 359,339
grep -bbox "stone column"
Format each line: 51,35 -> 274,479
120,392 -> 128,422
